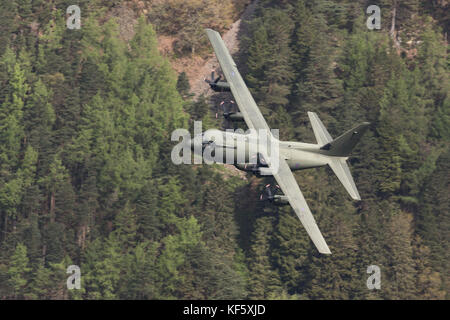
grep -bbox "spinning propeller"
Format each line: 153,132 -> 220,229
216,100 -> 237,128
260,184 -> 281,202
205,70 -> 221,89
259,183 -> 289,205
204,69 -> 230,92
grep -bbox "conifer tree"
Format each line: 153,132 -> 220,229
7,243 -> 31,299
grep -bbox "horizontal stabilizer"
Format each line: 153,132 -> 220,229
328,158 -> 361,200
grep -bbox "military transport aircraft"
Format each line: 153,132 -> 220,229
196,29 -> 369,254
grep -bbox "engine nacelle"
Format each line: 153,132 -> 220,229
225,112 -> 244,122
234,164 -> 272,176
210,81 -> 230,92
272,195 -> 289,206
256,167 -> 273,176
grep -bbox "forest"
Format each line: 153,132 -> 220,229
0,0 -> 448,299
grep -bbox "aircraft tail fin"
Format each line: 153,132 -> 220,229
307,112 -> 368,201
307,111 -> 333,145
319,123 -> 370,157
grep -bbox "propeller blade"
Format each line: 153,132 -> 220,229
257,153 -> 264,166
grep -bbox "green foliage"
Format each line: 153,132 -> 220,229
176,72 -> 191,98
245,7 -> 295,131
239,0 -> 448,299
0,0 -> 447,300
7,243 -> 31,299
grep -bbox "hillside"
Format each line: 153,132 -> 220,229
0,0 -> 448,300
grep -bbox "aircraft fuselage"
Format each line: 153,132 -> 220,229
192,129 -> 336,172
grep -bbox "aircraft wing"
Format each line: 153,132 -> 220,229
205,29 -> 270,132
273,158 -> 331,254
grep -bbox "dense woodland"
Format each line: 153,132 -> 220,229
0,0 -> 448,299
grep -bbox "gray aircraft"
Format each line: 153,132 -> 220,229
193,29 -> 369,254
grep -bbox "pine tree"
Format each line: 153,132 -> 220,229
413,236 -> 446,299
0,1 -> 18,55
118,242 -> 159,299
22,213 -> 42,266
418,149 -> 450,296
38,154 -> 70,223
294,10 -> 343,127
247,215 -> 282,299
384,210 -> 417,299
7,243 -> 31,299
156,216 -> 203,299
176,71 -> 191,98
245,8 -> 295,127
82,235 -> 122,299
